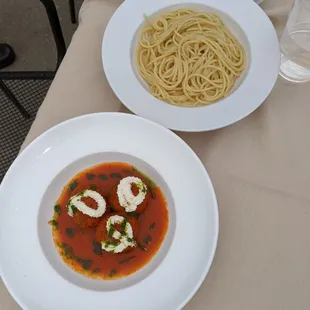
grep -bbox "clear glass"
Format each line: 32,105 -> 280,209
280,0 -> 310,83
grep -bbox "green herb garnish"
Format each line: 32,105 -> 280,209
121,219 -> 128,230
104,240 -> 118,247
149,222 -> 156,231
66,228 -> 74,238
138,244 -> 146,251
49,219 -> 59,229
108,226 -> 116,238
109,204 -> 115,212
72,205 -> 78,215
110,173 -> 122,179
119,256 -> 135,264
127,211 -> 137,219
149,187 -> 156,199
132,166 -> 157,199
54,204 -> 61,215
69,181 -> 78,192
86,173 -> 95,180
90,184 -> 97,190
61,243 -> 73,258
109,268 -> 117,277
93,241 -> 102,256
99,174 -> 108,181
81,259 -> 92,270
92,268 -> 101,274
143,235 -> 152,244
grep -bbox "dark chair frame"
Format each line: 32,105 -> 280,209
0,0 -> 67,119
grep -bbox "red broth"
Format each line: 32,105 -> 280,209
49,162 -> 168,279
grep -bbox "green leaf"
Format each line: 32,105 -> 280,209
99,174 -> 108,181
119,256 -> 135,264
143,235 -> 152,244
54,204 -> 61,215
110,173 -> 122,179
104,240 -> 118,247
69,181 -> 78,192
49,219 -> 59,229
138,244 -> 146,251
121,219 -> 128,230
64,249 -> 73,259
149,187 -> 156,199
81,260 -> 92,270
66,228 -> 74,238
108,226 -> 116,238
149,222 -> 156,230
86,173 -> 95,180
93,241 -> 102,256
109,268 -> 117,277
90,184 -> 97,191
109,204 -> 115,212
132,166 -> 157,199
127,211 -> 137,219
92,268 -> 101,274
61,243 -> 73,258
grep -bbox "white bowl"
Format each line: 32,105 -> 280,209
102,0 -> 279,131
0,113 -> 218,310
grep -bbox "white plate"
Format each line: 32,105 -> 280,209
102,0 -> 280,132
0,113 -> 218,310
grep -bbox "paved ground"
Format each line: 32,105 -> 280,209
1,0 -> 83,71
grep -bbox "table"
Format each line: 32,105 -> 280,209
2,0 -> 310,309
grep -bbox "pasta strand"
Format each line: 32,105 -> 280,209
136,9 -> 246,107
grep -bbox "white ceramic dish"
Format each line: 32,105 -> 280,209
102,0 -> 279,132
0,113 -> 218,310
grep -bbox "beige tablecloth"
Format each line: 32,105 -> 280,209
2,0 -> 310,309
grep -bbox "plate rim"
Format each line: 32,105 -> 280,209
0,113 -> 219,310
102,0 -> 280,132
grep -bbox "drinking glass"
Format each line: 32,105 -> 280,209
280,0 -> 310,83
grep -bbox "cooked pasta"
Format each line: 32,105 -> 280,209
136,9 -> 246,107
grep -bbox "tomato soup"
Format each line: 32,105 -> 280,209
49,162 -> 168,279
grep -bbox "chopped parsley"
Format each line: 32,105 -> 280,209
49,219 -> 58,229
81,259 -> 92,270
61,243 -> 73,258
104,240 -> 118,247
143,235 -> 152,244
67,204 -> 77,215
86,173 -> 95,180
65,228 -> 74,238
110,173 -> 122,179
99,174 -> 108,181
92,268 -> 101,274
119,256 -> 135,264
121,219 -> 128,230
54,204 -> 61,216
109,268 -> 117,277
138,244 -> 146,251
149,222 -> 156,231
132,166 -> 157,199
108,226 -> 116,238
90,184 -> 97,190
127,211 -> 137,219
69,181 -> 78,192
92,241 -> 102,256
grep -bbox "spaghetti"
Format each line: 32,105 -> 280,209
136,9 -> 246,107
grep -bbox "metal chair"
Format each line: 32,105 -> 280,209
0,0 -> 67,181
